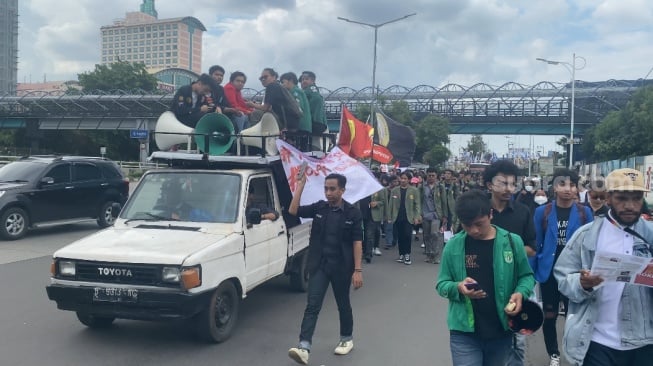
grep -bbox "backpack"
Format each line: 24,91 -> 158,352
541,202 -> 587,232
279,86 -> 303,121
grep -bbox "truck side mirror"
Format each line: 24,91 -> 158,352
247,208 -> 261,226
40,177 -> 54,185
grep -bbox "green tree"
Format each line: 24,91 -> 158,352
583,86 -> 653,161
78,60 -> 158,92
464,134 -> 487,157
415,115 -> 451,166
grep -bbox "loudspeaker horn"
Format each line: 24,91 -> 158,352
240,112 -> 280,156
155,111 -> 194,151
194,113 -> 236,155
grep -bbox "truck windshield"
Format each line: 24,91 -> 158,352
121,172 -> 241,223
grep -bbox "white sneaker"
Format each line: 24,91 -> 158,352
549,354 -> 560,366
420,243 -> 425,248
373,247 -> 382,256
412,230 -> 417,235
404,254 -> 412,265
395,255 -> 404,263
288,347 -> 309,365
334,340 -> 354,355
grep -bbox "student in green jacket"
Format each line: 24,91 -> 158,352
387,171 -> 421,265
436,189 -> 535,366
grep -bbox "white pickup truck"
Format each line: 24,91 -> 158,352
46,152 -> 310,343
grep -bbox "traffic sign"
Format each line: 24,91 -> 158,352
130,129 -> 149,139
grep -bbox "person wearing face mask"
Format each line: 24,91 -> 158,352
534,189 -> 549,206
515,178 -> 537,214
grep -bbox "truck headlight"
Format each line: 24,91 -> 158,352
162,267 -> 181,283
181,266 -> 201,290
58,260 -> 76,276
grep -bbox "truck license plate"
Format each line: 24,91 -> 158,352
93,287 -> 138,303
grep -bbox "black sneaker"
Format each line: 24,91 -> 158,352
395,255 -> 404,263
404,255 -> 412,265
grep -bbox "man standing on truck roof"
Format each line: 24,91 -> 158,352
287,173 -> 364,365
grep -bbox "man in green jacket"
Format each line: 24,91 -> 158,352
436,190 -> 535,366
387,171 -> 421,265
300,71 -> 327,132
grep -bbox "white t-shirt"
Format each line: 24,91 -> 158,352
591,215 -> 640,350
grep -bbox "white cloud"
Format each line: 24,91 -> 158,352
14,0 -> 653,155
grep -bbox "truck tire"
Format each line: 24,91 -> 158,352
97,201 -> 117,228
0,207 -> 29,240
195,281 -> 240,343
289,252 -> 309,292
76,312 -> 115,328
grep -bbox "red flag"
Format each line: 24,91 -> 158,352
338,105 -> 373,158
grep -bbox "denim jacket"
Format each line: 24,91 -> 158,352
553,216 -> 653,365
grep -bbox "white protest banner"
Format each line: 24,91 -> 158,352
276,140 -> 383,206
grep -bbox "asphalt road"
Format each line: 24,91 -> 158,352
0,228 -> 566,366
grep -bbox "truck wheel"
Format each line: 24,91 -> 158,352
1,207 -> 29,240
76,312 -> 115,328
97,201 -> 116,228
196,281 -> 240,343
289,252 -> 309,292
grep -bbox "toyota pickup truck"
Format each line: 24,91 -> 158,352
46,152 -> 310,343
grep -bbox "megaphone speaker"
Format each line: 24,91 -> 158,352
194,113 -> 236,155
155,111 -> 195,151
241,112 -> 281,156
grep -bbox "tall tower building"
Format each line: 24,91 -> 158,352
140,0 -> 158,18
100,0 -> 205,74
0,0 -> 19,95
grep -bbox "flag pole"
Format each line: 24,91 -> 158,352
369,104 -> 375,169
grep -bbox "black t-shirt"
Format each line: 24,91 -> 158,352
555,205 -> 571,258
397,187 -> 408,222
491,200 -> 536,250
464,236 -> 508,340
264,82 -> 299,130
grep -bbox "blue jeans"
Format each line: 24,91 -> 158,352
450,332 -> 512,366
298,268 -> 353,349
383,221 -> 394,246
506,333 -> 526,366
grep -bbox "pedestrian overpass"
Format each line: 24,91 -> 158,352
0,79 -> 648,136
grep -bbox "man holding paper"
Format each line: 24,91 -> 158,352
554,168 -> 653,366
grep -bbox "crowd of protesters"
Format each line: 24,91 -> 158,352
355,161 -> 653,366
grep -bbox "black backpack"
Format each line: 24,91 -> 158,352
279,86 -> 303,121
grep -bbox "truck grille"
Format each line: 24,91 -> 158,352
74,261 -> 162,286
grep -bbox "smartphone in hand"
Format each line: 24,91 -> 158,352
298,161 -> 308,180
464,282 -> 482,291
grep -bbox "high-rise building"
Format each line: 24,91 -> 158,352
100,0 -> 205,74
0,0 -> 19,95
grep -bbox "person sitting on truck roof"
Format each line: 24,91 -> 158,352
246,186 -> 279,222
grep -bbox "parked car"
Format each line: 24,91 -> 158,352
0,155 -> 129,240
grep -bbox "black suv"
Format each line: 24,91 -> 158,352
0,156 -> 129,240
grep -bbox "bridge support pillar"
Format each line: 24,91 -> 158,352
26,119 -> 42,153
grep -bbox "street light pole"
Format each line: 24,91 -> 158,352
337,13 -> 416,113
536,53 -> 586,169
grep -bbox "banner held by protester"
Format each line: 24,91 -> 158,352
276,139 -> 383,206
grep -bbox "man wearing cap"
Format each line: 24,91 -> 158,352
554,168 -> 653,366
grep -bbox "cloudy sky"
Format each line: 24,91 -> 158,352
16,0 -> 653,156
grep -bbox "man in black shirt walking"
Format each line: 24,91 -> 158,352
483,159 -> 536,366
287,173 -> 363,365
